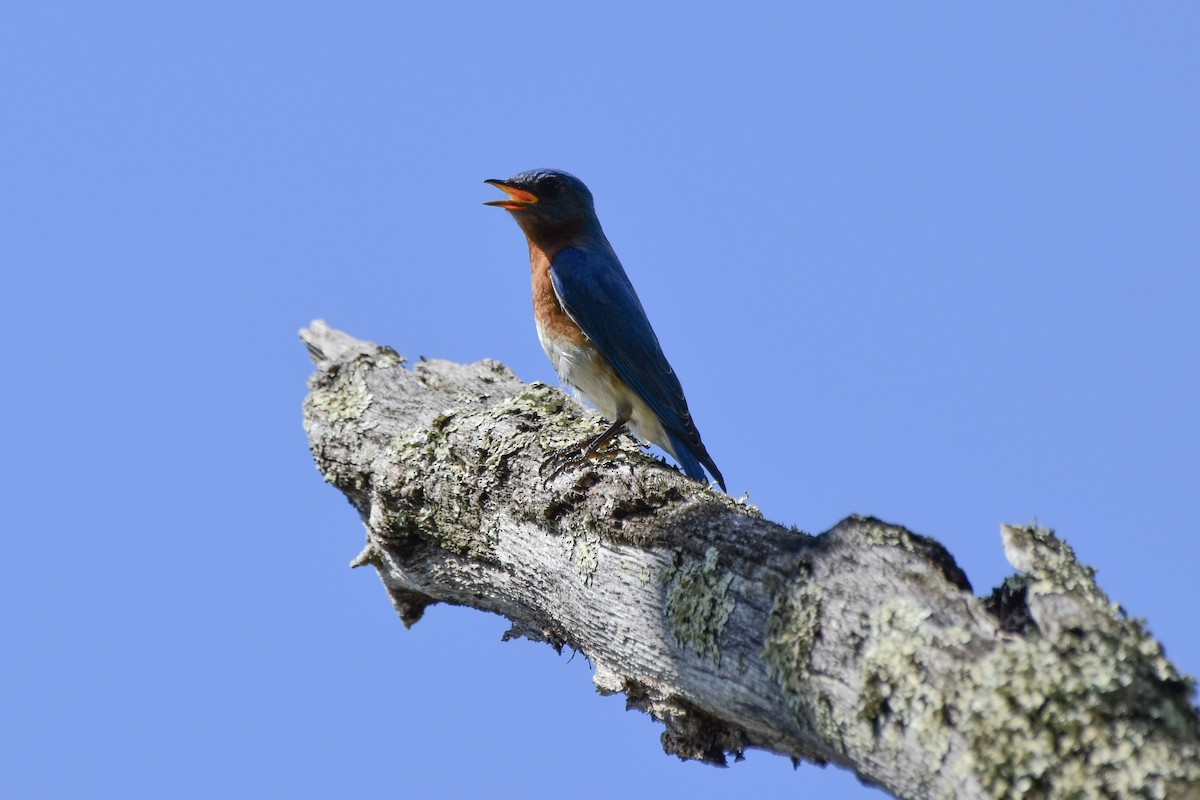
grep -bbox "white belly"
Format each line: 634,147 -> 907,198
537,325 -> 672,456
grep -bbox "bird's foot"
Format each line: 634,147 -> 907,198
539,418 -> 628,486
538,444 -> 592,485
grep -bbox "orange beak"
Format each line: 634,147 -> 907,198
484,179 -> 538,210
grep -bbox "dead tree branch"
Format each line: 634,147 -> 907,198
300,320 -> 1200,800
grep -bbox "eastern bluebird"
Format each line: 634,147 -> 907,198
485,169 -> 725,491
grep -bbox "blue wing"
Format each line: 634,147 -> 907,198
549,246 -> 724,489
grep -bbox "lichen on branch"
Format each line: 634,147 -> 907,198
300,320 -> 1200,800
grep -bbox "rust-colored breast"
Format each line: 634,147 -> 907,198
529,241 -> 587,347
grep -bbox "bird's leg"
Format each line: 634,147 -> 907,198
540,417 -> 628,484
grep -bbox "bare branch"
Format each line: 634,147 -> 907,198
300,320 -> 1200,800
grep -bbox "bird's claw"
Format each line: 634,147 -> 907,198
538,446 -> 589,486
538,437 -> 623,486
539,418 -> 629,487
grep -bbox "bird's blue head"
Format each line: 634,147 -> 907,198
485,169 -> 599,242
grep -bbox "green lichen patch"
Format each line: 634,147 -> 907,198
370,382 -> 621,565
665,547 -> 736,666
376,419 -> 494,559
303,347 -> 411,455
851,516 -> 919,550
858,599 -> 970,772
762,565 -> 822,712
370,381 -> 617,564
965,525 -> 1200,797
761,565 -> 847,754
1003,523 -> 1106,608
373,346 -> 406,369
477,383 -> 585,475
305,345 -> 402,423
308,367 -> 372,424
303,357 -> 384,494
849,526 -> 1200,798
962,611 -> 1200,799
570,525 -> 601,586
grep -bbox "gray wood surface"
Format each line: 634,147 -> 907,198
300,320 -> 1200,800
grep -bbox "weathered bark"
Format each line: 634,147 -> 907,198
300,320 -> 1200,800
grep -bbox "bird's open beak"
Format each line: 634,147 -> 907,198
484,179 -> 538,210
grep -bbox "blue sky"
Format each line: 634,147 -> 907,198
3,4 -> 1197,798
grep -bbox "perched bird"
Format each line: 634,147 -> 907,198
485,168 -> 725,491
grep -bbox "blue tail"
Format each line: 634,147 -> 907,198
666,432 -> 725,491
